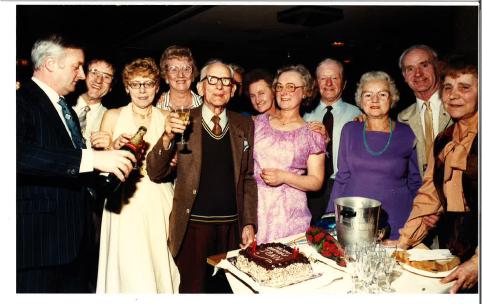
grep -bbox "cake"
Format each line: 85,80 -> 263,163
234,242 -> 313,287
393,250 -> 460,273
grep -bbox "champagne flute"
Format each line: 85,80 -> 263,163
171,105 -> 191,145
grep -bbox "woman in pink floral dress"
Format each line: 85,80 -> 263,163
254,65 -> 326,243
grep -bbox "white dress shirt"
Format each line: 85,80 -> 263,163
303,98 -> 362,179
73,95 -> 107,148
416,92 -> 442,138
202,104 -> 228,131
31,77 -> 93,173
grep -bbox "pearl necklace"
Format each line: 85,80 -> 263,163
363,119 -> 393,157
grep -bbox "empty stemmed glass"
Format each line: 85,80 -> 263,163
344,244 -> 359,294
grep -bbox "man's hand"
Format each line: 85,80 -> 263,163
307,121 -> 330,144
240,225 -> 256,249
353,113 -> 367,122
90,131 -> 112,149
422,213 -> 440,229
440,255 -> 478,293
93,150 -> 136,181
165,111 -> 187,139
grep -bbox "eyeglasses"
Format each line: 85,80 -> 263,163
167,65 -> 193,75
89,68 -> 113,83
128,81 -> 157,90
201,75 -> 233,87
361,91 -> 390,100
274,83 -> 304,93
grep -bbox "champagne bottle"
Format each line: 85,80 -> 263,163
98,126 -> 147,195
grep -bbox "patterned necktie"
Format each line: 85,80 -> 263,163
58,97 -> 85,149
424,101 -> 434,162
78,105 -> 90,136
211,115 -> 222,136
323,106 -> 334,178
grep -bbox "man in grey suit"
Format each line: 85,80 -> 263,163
397,45 -> 452,176
147,59 -> 257,293
17,35 -> 136,293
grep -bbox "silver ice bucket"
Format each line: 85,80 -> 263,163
335,197 -> 381,248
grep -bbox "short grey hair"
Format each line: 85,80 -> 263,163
354,71 -> 400,109
315,58 -> 345,81
199,59 -> 234,80
398,44 -> 438,70
31,35 -> 82,70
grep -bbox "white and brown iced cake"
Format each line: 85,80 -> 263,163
234,242 -> 313,287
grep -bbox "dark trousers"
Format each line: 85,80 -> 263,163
308,178 -> 335,225
175,220 -> 238,293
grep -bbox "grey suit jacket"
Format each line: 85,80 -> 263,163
146,106 -> 257,257
398,102 -> 452,176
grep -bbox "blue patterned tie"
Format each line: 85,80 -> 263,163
58,97 -> 85,149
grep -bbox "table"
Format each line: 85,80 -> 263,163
209,233 -> 455,294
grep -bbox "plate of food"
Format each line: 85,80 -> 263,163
393,250 -> 460,278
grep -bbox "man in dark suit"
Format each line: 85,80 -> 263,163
16,35 -> 136,293
147,59 -> 257,293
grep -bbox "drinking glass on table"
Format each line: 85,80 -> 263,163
344,244 -> 360,293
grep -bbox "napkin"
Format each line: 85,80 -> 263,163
407,249 -> 453,261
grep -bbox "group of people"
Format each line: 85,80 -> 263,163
17,34 -> 478,295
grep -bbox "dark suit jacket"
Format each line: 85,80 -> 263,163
146,106 -> 257,257
16,79 -> 93,270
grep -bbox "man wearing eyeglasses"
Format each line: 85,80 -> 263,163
71,58 -> 115,148
303,58 -> 361,223
147,59 -> 257,293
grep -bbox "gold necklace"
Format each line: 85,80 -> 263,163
132,105 -> 152,119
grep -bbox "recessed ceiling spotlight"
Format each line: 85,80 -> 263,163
343,59 -> 351,64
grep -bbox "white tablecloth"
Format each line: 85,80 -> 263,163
216,233 -> 455,294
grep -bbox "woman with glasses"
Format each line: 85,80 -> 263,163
95,58 -> 180,293
329,71 -> 422,239
254,65 -> 326,243
156,45 -> 203,110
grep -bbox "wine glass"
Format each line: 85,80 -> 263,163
344,244 -> 359,294
171,105 -> 191,145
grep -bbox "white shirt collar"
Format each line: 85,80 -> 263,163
416,91 -> 441,112
202,104 -> 228,130
75,95 -> 102,112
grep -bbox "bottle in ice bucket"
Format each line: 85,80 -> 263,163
98,126 -> 147,195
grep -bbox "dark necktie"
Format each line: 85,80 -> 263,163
211,115 -> 222,136
323,106 -> 334,178
78,105 -> 90,137
58,97 -> 85,149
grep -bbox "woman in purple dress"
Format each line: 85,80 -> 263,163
329,71 -> 422,239
254,65 -> 326,244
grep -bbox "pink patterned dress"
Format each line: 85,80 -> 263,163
254,113 -> 325,243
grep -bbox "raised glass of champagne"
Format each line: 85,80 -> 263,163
173,105 -> 190,145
